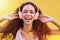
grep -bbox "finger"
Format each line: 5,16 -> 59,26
38,14 -> 44,18
13,13 -> 19,16
13,16 -> 19,19
12,16 -> 19,19
11,15 -> 19,18
10,13 -> 19,17
38,18 -> 45,22
9,16 -> 19,20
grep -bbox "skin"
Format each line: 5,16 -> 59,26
0,3 -> 60,40
19,4 -> 36,40
20,5 -> 35,32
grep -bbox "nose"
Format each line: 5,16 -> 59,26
26,12 -> 31,16
26,12 -> 32,17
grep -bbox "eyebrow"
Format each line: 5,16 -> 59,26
30,10 -> 35,11
22,9 -> 35,12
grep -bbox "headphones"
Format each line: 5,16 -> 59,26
18,8 -> 39,20
18,8 -> 22,19
35,10 -> 39,20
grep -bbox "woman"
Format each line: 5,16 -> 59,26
0,2 -> 60,40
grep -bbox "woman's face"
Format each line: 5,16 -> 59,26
21,4 -> 35,24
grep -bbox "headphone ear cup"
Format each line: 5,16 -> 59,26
35,12 -> 39,20
18,11 -> 22,19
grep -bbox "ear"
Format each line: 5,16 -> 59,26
18,10 -> 22,19
34,12 -> 39,20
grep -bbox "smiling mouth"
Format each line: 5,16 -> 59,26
25,17 -> 32,22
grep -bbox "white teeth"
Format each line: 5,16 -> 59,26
26,19 -> 31,20
25,18 -> 32,20
25,18 -> 32,22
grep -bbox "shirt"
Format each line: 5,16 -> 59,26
15,29 -> 38,40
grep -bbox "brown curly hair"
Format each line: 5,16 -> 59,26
3,2 -> 50,40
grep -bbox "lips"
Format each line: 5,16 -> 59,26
25,17 -> 32,22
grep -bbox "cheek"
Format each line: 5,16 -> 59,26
22,14 -> 25,19
31,14 -> 35,20
22,14 -> 35,19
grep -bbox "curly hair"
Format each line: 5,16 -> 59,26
3,2 -> 50,40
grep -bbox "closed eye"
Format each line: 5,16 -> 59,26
30,10 -> 35,14
22,10 -> 27,13
30,11 -> 34,13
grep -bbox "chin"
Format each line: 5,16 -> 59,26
24,21 -> 32,25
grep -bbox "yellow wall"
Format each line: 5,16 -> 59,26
0,0 -> 60,40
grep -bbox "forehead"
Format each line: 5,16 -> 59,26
22,4 -> 35,11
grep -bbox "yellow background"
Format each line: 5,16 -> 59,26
0,0 -> 60,40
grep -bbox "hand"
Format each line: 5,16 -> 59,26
1,12 -> 19,21
38,14 -> 55,23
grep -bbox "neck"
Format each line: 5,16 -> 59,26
22,23 -> 33,33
